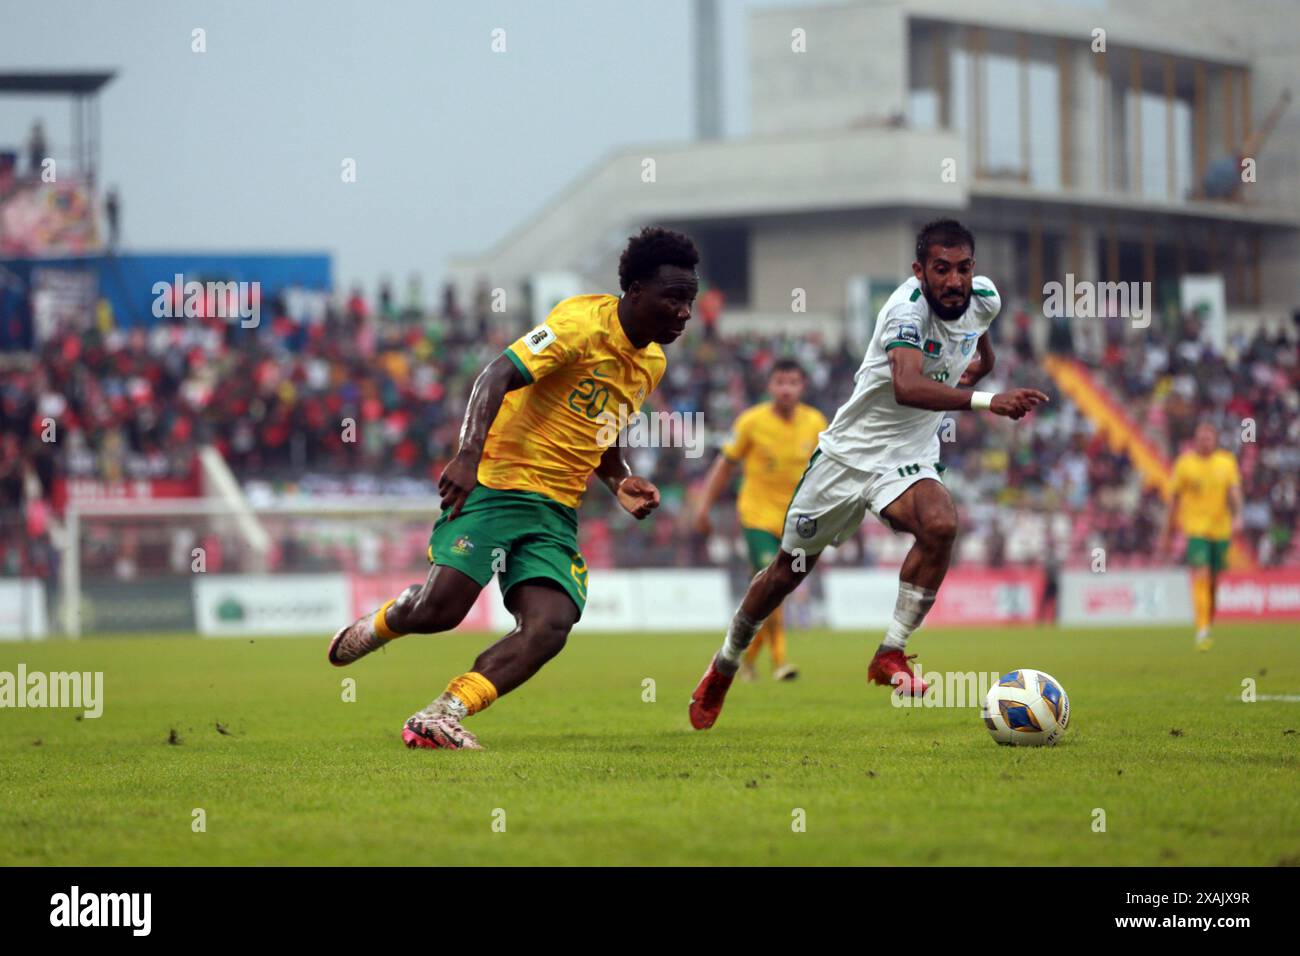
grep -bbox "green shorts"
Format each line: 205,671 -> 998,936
743,527 -> 781,574
1185,537 -> 1230,574
429,485 -> 587,617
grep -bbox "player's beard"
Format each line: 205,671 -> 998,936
922,283 -> 970,321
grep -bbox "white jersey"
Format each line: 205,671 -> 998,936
818,275 -> 1000,472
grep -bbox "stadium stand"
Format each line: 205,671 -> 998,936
3,286 -> 1296,584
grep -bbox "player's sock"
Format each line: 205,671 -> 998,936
880,581 -> 938,651
768,607 -> 787,668
744,625 -> 765,665
373,598 -> 404,640
1192,573 -> 1212,634
432,671 -> 499,719
718,609 -> 765,675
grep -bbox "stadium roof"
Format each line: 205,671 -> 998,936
0,72 -> 116,95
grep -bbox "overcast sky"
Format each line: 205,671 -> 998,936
0,0 -> 818,296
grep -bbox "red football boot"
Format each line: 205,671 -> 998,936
689,654 -> 735,730
867,646 -> 929,696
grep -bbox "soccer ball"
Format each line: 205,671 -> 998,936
981,668 -> 1070,746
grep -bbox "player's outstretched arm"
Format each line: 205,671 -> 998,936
691,454 -> 737,535
439,354 -> 528,519
596,444 -> 660,520
888,348 -> 1048,419
1160,488 -> 1181,556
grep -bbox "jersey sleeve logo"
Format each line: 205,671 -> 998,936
524,324 -> 557,354
893,322 -> 921,345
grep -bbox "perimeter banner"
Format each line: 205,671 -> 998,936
825,568 -> 1044,629
1214,570 -> 1300,621
1059,569 -> 1193,625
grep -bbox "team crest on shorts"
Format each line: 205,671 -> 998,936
451,535 -> 475,555
796,515 -> 818,539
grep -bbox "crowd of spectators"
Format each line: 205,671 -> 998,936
2,283 -> 1297,581
1092,312 -> 1300,566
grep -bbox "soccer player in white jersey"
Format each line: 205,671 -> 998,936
689,219 -> 1050,730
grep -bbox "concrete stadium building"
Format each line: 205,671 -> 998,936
450,0 -> 1300,345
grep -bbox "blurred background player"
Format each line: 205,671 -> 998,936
692,359 -> 827,681
1162,422 -> 1242,651
690,219 -> 1049,730
327,227 -> 699,749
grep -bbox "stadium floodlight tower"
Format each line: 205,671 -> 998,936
0,71 -> 116,182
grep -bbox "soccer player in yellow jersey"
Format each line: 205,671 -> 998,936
1162,422 -> 1242,651
326,227 -> 700,749
692,360 -> 827,681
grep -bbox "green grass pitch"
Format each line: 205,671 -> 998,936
2,622 -> 1298,866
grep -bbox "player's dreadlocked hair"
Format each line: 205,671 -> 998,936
618,226 -> 700,292
915,218 -> 976,265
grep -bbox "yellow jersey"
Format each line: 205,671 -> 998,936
1171,449 -> 1239,540
721,402 -> 827,536
480,294 -> 666,509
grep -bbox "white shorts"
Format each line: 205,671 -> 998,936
779,451 -> 943,557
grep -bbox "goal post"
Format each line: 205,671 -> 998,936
58,497 -> 442,638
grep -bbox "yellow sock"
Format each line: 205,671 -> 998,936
445,672 -> 499,715
745,625 -> 765,665
373,599 -> 403,640
1192,573 -> 1212,632
768,607 -> 786,668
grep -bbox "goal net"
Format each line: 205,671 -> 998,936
58,498 -> 441,637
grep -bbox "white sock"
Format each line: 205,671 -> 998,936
429,692 -> 468,720
717,610 -> 765,675
881,582 -> 938,651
